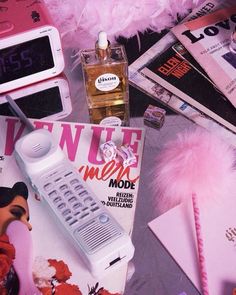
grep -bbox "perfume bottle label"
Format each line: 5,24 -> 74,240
100,116 -> 122,126
95,73 -> 120,91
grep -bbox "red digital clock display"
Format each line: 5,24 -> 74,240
0,36 -> 54,84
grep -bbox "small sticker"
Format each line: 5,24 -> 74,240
95,73 -> 120,91
100,116 -> 122,126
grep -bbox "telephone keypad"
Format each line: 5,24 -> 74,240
42,169 -> 101,228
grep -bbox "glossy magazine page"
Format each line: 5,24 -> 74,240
141,41 -> 236,133
128,0 -> 236,147
171,4 -> 236,108
0,115 -> 145,295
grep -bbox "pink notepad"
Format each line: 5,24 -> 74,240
148,197 -> 236,295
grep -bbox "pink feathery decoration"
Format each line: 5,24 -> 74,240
153,127 -> 236,295
45,0 -> 205,49
153,128 -> 236,213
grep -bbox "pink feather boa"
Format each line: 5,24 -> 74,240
45,0 -> 205,48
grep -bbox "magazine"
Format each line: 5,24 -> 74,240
0,115 -> 145,294
148,196 -> 236,295
141,40 -> 236,134
128,0 -> 236,146
171,5 -> 236,109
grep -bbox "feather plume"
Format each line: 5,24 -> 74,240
153,127 -> 236,213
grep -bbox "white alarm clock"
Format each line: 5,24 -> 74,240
0,0 -> 65,93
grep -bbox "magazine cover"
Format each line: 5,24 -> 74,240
128,0 -> 236,146
141,41 -> 236,134
171,5 -> 236,109
148,196 -> 236,295
0,115 -> 145,294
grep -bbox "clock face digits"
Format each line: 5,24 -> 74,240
0,36 -> 54,84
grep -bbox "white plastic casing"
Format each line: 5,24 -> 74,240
0,76 -> 72,120
14,128 -> 135,277
0,26 -> 65,93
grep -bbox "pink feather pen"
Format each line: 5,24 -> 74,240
153,128 -> 236,295
191,192 -> 209,295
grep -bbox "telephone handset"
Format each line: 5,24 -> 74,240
7,95 -> 134,277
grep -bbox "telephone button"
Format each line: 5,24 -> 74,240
0,21 -> 14,34
99,214 -> 109,224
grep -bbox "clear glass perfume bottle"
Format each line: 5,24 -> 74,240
80,31 -> 129,126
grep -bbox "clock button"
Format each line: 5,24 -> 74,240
0,21 -> 14,34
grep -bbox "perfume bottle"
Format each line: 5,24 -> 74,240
80,31 -> 129,126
